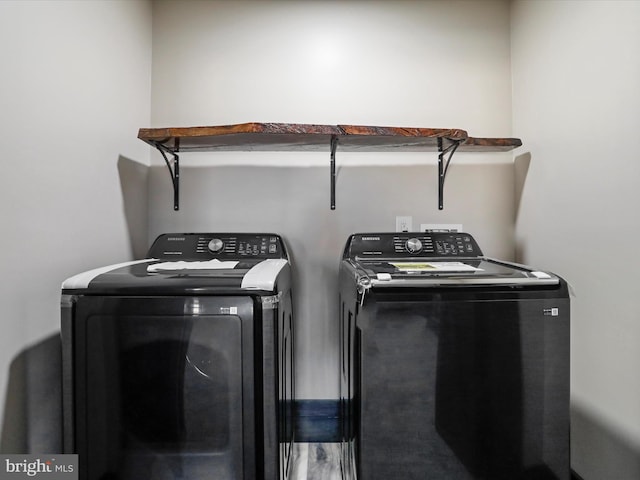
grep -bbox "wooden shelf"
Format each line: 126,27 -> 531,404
457,136 -> 522,152
138,122 -> 472,152
137,122 -> 522,210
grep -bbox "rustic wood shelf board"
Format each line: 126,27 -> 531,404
138,122 -> 470,152
138,122 -> 340,152
137,122 -> 521,210
337,125 -> 467,151
458,137 -> 522,152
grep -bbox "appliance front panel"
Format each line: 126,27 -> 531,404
73,296 -> 256,480
351,296 -> 570,480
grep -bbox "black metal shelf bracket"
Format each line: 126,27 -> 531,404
153,140 -> 180,211
330,135 -> 339,210
147,133 -> 465,212
437,137 -> 462,210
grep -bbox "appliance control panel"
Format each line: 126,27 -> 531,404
148,233 -> 287,260
345,232 -> 483,258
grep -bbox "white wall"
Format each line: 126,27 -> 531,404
511,1 -> 640,478
149,0 -> 515,399
0,0 -> 152,451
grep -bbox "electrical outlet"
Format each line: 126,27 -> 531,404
420,223 -> 463,232
396,216 -> 413,232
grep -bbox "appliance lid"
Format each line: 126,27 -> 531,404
62,258 -> 288,294
349,257 -> 560,287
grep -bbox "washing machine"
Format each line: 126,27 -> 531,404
339,232 -> 570,480
61,233 -> 295,480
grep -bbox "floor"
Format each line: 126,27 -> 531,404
290,443 -> 342,480
289,443 -> 585,480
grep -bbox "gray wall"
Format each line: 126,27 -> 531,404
0,0 -> 152,451
511,1 -> 640,478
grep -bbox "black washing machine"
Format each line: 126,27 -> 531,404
61,233 -> 294,480
339,232 -> 570,480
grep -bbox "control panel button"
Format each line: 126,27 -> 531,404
207,238 -> 224,253
405,238 -> 423,254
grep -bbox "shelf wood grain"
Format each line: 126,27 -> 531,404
138,122 -> 479,153
458,137 -> 522,152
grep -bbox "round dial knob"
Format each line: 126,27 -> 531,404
207,238 -> 224,253
405,238 -> 423,254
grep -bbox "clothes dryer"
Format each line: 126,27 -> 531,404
339,232 -> 570,480
61,233 -> 294,480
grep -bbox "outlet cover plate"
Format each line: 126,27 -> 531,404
396,216 -> 413,232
